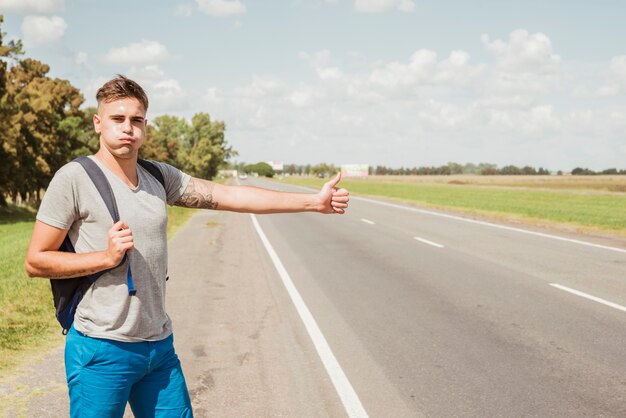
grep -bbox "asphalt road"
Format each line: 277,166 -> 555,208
244,176 -> 626,417
2,177 -> 624,417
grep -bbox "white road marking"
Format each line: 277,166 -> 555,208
351,196 -> 626,254
360,218 -> 375,225
550,283 -> 626,313
414,236 -> 445,248
251,214 -> 369,418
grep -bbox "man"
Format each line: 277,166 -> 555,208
24,75 -> 349,418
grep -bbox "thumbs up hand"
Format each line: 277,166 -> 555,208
317,173 -> 350,214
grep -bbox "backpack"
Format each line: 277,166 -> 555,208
50,156 -> 165,334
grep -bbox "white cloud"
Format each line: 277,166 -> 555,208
103,40 -> 169,65
75,52 -> 88,66
21,15 -> 67,46
196,0 -> 246,17
472,95 -> 535,110
369,49 -> 436,87
233,76 -> 287,99
481,29 -> 561,73
397,0 -> 416,13
354,0 -> 415,13
0,0 -> 64,14
594,84 -> 620,97
610,55 -> 626,79
368,49 -> 484,90
128,65 -> 188,113
433,50 -> 486,85
199,41 -> 624,171
606,55 -> 626,95
481,29 -> 562,95
175,3 -> 195,16
299,50 -> 333,68
289,86 -> 318,107
83,76 -> 111,106
580,55 -> 626,98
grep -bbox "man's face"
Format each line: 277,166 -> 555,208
94,97 -> 147,159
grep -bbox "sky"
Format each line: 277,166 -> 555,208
1,0 -> 625,171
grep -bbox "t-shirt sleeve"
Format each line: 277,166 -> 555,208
36,164 -> 79,230
153,162 -> 191,205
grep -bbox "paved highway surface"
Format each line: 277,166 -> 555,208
2,177 -> 624,418
244,176 -> 626,417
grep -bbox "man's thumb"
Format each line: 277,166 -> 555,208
326,172 -> 342,188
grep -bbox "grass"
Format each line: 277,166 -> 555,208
0,205 -> 57,371
356,174 -> 626,193
278,175 -> 626,236
0,204 -> 197,372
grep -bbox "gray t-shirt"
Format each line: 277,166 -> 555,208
37,156 -> 191,342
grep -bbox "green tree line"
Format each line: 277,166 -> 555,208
571,167 -> 626,175
0,16 -> 234,206
243,162 -> 552,177
267,162 -> 626,177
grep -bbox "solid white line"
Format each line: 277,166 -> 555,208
413,236 -> 444,248
549,283 -> 626,313
251,214 -> 369,418
360,218 -> 375,225
351,196 -> 626,254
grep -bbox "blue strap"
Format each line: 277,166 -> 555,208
126,263 -> 137,296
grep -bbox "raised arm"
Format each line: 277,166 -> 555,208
173,173 -> 349,214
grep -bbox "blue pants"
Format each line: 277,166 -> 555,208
65,326 -> 193,418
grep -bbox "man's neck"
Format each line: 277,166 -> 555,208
95,148 -> 139,188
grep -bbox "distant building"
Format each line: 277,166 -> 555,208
341,164 -> 369,178
218,169 -> 236,177
266,161 -> 284,172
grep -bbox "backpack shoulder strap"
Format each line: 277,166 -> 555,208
137,159 -> 166,190
73,156 -> 120,222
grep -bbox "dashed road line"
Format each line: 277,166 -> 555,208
351,196 -> 626,255
414,236 -> 445,248
550,283 -> 626,313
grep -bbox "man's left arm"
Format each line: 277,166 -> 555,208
173,173 -> 349,214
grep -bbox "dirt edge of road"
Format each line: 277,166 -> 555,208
0,209 -> 346,418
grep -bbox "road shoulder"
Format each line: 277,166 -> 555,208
0,209 -> 345,417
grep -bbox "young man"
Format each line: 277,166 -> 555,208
24,75 -> 349,418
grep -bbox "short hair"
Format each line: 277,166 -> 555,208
96,75 -> 149,112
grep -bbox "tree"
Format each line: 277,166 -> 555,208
283,164 -> 297,175
67,106 -> 100,156
311,163 -> 336,177
572,167 -> 595,175
447,162 -> 463,175
500,165 -> 521,175
141,115 -> 188,165
244,162 -> 274,178
0,15 -> 24,205
4,58 -> 85,204
175,113 -> 236,180
1,17 -> 87,205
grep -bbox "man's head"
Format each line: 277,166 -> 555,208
96,75 -> 149,114
94,75 -> 149,160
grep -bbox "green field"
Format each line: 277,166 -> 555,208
278,175 -> 626,236
0,204 -> 196,371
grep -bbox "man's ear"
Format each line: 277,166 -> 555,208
93,113 -> 101,134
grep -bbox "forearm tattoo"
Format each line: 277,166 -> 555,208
174,178 -> 219,209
